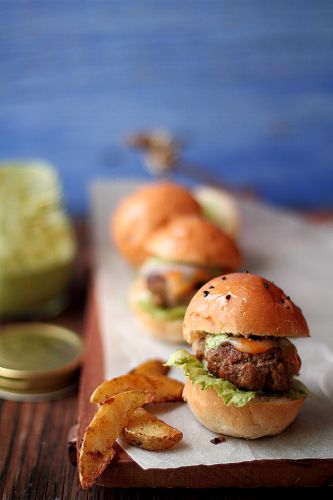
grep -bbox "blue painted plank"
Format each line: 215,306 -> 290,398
0,0 -> 332,213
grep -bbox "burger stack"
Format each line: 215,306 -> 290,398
111,181 -> 311,439
111,182 -> 242,342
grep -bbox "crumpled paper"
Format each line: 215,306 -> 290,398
91,180 -> 333,470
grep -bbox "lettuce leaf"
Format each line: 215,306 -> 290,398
167,349 -> 257,407
167,349 -> 311,407
135,299 -> 186,321
285,378 -> 312,399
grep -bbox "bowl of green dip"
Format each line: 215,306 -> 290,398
0,161 -> 77,317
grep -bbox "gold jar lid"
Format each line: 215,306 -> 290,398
0,323 -> 82,401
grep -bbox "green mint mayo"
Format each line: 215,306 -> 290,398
0,161 -> 76,316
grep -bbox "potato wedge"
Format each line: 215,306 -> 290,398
129,359 -> 169,376
122,407 -> 183,451
79,390 -> 153,489
90,374 -> 183,405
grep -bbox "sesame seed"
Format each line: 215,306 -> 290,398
203,290 -> 209,297
226,294 -> 231,300
263,283 -> 269,289
222,276 -> 226,280
209,286 -> 215,289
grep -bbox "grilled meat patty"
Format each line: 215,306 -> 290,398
146,272 -> 208,308
197,337 -> 300,393
146,274 -> 168,307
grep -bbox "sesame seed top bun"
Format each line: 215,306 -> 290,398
183,273 -> 309,343
111,182 -> 201,266
145,215 -> 243,270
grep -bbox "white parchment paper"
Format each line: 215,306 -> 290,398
91,180 -> 333,469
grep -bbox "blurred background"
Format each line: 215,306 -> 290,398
1,0 -> 333,214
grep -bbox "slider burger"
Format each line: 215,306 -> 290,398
111,182 -> 201,266
129,215 -> 242,342
168,273 -> 311,438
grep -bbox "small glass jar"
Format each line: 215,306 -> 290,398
0,161 -> 77,319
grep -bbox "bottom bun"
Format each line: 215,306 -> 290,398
183,378 -> 304,439
129,278 -> 184,343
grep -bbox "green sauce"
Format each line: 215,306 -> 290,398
0,162 -> 76,316
136,299 -> 186,320
204,333 -> 231,351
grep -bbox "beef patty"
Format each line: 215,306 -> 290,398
198,338 -> 300,393
146,273 -> 207,308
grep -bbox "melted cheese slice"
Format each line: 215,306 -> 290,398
225,337 -> 278,354
166,268 -> 211,298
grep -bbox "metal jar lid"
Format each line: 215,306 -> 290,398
0,323 -> 83,401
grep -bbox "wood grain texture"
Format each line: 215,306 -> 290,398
0,1 -> 333,212
0,220 -> 89,500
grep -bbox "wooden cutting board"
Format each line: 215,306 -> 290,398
68,287 -> 333,489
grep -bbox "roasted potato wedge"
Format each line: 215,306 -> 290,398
129,359 -> 169,376
90,374 -> 183,405
79,390 -> 153,489
122,407 -> 183,451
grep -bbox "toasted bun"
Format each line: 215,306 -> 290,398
111,183 -> 201,266
184,273 -> 309,343
183,378 -> 304,439
146,215 -> 242,270
128,277 -> 184,343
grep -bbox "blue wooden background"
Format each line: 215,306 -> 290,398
1,0 -> 333,214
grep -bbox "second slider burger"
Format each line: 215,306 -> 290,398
129,216 -> 242,342
168,273 -> 311,438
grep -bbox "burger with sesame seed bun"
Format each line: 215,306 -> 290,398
129,216 -> 243,342
167,272 -> 311,439
111,182 -> 202,266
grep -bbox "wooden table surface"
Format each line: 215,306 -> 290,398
1,220 -> 332,500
